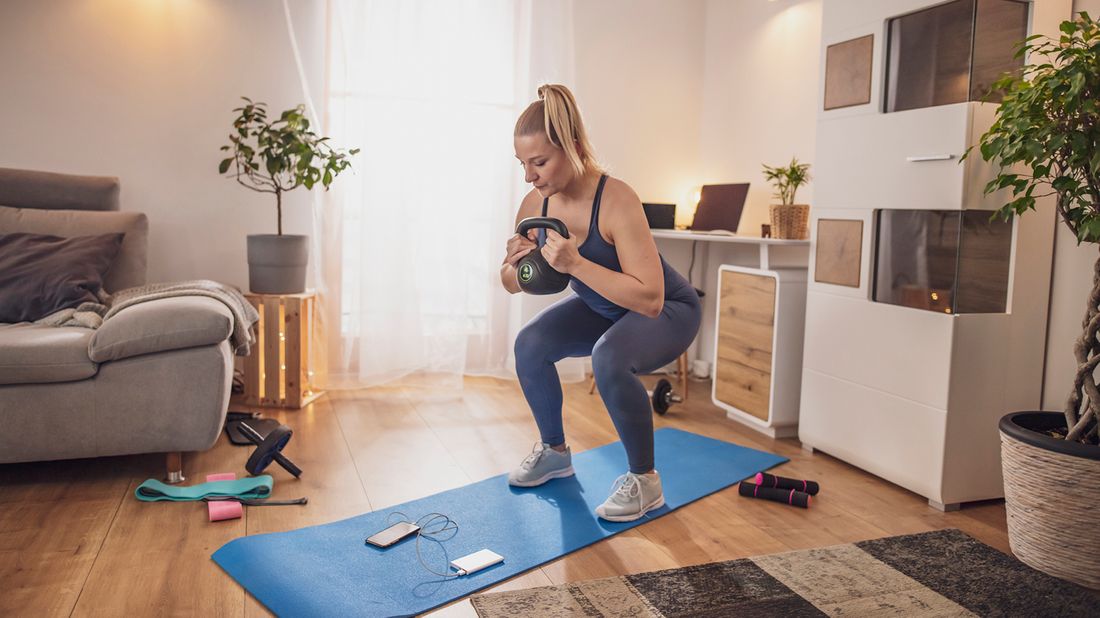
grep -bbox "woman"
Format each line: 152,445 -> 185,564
501,84 -> 702,522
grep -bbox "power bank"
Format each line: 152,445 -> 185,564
450,549 -> 504,575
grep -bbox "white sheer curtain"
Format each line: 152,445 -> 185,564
319,0 -> 582,389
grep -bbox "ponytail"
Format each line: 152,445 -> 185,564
515,84 -> 603,177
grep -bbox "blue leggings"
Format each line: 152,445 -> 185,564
514,291 -> 702,473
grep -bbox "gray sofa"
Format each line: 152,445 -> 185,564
0,167 -> 234,481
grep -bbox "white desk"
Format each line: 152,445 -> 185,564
652,229 -> 810,438
650,230 -> 810,271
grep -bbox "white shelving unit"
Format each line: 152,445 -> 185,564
798,0 -> 1070,510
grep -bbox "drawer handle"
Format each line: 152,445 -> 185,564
906,154 -> 955,162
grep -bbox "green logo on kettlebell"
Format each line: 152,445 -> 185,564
519,263 -> 533,282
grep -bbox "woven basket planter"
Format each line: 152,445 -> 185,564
1000,412 -> 1100,590
769,204 -> 809,239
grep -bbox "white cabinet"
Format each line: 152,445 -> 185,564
799,0 -> 1070,510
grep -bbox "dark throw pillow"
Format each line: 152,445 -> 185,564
0,232 -> 124,323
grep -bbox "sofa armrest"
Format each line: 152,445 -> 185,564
89,296 -> 233,363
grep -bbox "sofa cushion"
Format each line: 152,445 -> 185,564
0,205 -> 147,292
89,296 -> 234,363
0,167 -> 120,211
0,323 -> 98,384
0,232 -> 123,323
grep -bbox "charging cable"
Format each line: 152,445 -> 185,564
386,511 -> 463,578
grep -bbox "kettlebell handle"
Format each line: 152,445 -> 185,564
517,217 -> 570,239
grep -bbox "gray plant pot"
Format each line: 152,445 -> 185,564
247,234 -> 308,294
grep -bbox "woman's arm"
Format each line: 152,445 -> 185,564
543,181 -> 664,317
500,190 -> 542,294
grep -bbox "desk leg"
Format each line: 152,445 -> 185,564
760,244 -> 770,270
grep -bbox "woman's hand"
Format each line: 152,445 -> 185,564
543,230 -> 583,274
504,231 -> 537,267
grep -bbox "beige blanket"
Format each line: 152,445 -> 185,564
37,280 -> 260,356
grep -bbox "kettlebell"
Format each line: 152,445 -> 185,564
515,217 -> 571,295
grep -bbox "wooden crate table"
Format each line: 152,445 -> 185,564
234,292 -> 324,409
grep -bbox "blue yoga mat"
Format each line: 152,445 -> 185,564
212,428 -> 786,617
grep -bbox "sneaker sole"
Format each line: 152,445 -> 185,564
507,466 -> 575,488
597,495 -> 666,522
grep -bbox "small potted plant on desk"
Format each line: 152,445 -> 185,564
219,97 -> 358,294
762,157 -> 811,239
971,13 -> 1100,589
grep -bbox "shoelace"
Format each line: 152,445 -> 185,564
521,441 -> 546,470
609,473 -> 643,512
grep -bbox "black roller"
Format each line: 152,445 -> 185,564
241,423 -> 302,478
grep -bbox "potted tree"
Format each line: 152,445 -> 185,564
219,97 -> 358,294
762,157 -> 811,239
972,13 -> 1100,589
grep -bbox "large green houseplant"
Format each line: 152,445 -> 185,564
972,13 -> 1100,589
220,97 -> 358,294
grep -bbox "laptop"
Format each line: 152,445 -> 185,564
690,183 -> 749,235
642,203 -> 677,229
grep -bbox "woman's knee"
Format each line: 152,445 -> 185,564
591,338 -> 634,380
514,323 -> 547,365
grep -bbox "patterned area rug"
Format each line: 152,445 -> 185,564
470,529 -> 1100,617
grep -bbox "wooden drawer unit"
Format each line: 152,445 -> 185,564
712,265 -> 807,438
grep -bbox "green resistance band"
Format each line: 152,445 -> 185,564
135,476 -> 274,502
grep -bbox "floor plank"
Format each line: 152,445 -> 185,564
0,458 -> 138,617
68,437 -> 248,617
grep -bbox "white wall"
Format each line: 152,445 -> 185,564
22,0 -> 1091,407
0,0 -> 325,290
699,0 -> 823,236
572,0 -> 706,206
1042,0 -> 1100,410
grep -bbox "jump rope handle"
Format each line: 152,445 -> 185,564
738,481 -> 811,508
755,472 -> 820,496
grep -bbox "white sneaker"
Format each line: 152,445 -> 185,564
508,442 -> 575,487
595,471 -> 664,522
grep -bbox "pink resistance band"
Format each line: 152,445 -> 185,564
207,473 -> 244,522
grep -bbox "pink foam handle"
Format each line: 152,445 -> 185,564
206,473 -> 243,522
754,472 -> 764,485
209,500 -> 243,522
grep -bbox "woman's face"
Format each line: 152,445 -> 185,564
514,132 -> 574,198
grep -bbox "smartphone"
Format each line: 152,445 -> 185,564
365,521 -> 420,548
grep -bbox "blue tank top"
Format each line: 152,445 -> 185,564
541,175 -> 694,321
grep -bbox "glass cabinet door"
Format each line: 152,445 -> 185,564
885,0 -> 1028,113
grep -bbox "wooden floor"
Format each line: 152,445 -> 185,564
0,375 -> 1011,617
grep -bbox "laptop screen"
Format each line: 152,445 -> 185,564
642,203 -> 676,229
690,183 -> 749,233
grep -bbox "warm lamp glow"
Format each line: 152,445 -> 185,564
675,185 -> 703,229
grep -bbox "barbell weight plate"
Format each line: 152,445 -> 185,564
652,378 -> 672,415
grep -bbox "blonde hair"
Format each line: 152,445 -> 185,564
514,84 -> 604,178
